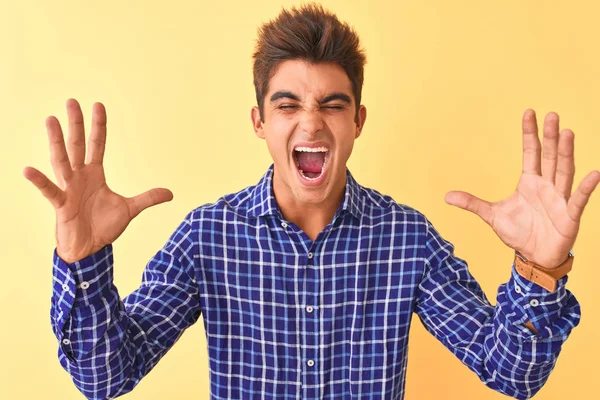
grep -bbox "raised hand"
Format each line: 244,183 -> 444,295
23,99 -> 174,263
444,109 -> 600,269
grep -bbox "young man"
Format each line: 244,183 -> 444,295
24,3 -> 599,400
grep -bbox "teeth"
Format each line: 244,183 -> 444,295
299,169 -> 323,181
294,146 -> 328,153
293,146 -> 330,181
298,153 -> 328,181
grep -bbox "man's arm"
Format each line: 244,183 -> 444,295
414,217 -> 580,400
51,211 -> 201,399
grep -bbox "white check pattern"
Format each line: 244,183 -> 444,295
50,164 -> 580,399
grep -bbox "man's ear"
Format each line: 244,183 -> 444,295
251,106 -> 265,139
355,105 -> 367,139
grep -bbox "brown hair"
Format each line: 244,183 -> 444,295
252,3 -> 366,122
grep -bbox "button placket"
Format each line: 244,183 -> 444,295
303,246 -> 318,388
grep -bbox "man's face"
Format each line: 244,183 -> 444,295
251,59 -> 367,207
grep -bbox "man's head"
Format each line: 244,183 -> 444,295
251,3 -> 367,208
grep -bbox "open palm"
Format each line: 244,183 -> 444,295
23,99 -> 174,263
445,109 -> 600,269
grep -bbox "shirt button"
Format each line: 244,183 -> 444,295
307,360 -> 315,367
306,306 -> 314,313
529,299 -> 540,307
80,281 -> 90,290
281,222 -> 288,228
62,284 -> 69,291
308,252 -> 314,259
515,286 -> 522,294
62,338 -> 71,345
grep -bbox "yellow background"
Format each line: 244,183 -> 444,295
1,0 -> 599,398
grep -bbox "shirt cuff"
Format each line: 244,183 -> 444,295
498,264 -> 570,338
51,244 -> 115,330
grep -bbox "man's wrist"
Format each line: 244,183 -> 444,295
503,265 -> 570,336
513,251 -> 574,292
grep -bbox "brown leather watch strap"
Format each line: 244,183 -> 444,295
513,251 -> 574,292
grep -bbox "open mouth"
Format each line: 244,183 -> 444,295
293,146 -> 330,182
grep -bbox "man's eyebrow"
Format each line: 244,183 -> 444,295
270,91 -> 300,102
269,91 -> 352,105
320,93 -> 352,104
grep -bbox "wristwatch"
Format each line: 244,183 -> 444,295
513,250 -> 574,292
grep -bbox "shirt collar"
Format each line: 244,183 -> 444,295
246,164 -> 362,220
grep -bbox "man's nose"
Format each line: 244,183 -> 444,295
298,108 -> 324,135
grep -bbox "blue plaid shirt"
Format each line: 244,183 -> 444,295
51,164 -> 580,400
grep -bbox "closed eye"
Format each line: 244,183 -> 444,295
277,104 -> 346,111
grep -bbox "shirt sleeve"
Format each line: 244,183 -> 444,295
50,211 -> 202,400
414,217 -> 581,400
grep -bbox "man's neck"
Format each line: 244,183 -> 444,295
272,172 -> 345,242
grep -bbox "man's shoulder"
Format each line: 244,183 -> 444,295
186,182 -> 259,220
358,183 -> 426,223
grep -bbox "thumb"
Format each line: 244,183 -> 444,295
445,190 -> 493,225
128,188 -> 174,219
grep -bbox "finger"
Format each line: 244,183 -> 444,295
86,102 -> 107,165
542,112 -> 560,183
522,109 -> 541,175
555,129 -> 575,200
444,190 -> 494,225
66,98 -> 86,168
22,166 -> 66,209
567,170 -> 600,222
46,115 -> 73,186
127,188 -> 174,219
